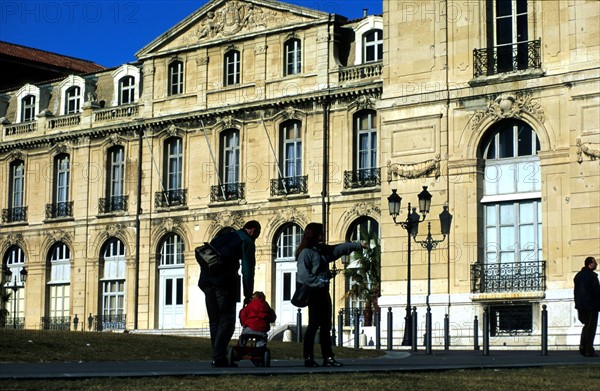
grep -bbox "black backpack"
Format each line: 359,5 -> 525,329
195,231 -> 243,276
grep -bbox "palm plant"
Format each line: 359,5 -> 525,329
343,231 -> 381,326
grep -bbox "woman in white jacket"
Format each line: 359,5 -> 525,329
295,222 -> 366,367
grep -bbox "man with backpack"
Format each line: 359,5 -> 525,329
198,220 -> 261,367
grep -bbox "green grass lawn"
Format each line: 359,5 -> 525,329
1,329 -> 599,390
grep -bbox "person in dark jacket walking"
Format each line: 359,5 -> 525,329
574,256 -> 600,357
198,220 -> 261,367
295,222 -> 367,368
238,291 -> 276,347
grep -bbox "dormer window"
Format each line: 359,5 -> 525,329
21,95 -> 36,122
65,86 -> 81,114
119,76 -> 135,105
112,65 -> 140,106
363,30 -> 383,63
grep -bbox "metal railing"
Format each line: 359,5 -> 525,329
270,175 -> 308,196
98,195 -> 129,214
210,182 -> 245,202
473,39 -> 541,77
2,207 -> 27,223
40,316 -> 71,330
343,167 -> 381,189
471,260 -> 546,293
45,201 -> 74,219
98,314 -> 126,331
154,189 -> 187,208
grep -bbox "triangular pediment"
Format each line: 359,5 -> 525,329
136,0 -> 331,60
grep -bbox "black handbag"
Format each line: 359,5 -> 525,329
291,283 -> 312,307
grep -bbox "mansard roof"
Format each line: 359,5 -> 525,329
136,0 -> 343,60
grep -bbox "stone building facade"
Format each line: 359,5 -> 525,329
0,0 -> 598,349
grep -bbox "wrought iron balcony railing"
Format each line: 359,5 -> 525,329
473,39 -> 541,78
98,314 -> 126,331
343,167 -> 381,189
270,175 -> 308,196
45,201 -> 73,219
470,260 -> 546,294
210,182 -> 245,202
154,189 -> 187,208
2,207 -> 27,223
40,316 -> 71,331
98,195 -> 129,214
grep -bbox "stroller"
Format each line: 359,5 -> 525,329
227,328 -> 271,367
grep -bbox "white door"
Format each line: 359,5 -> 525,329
159,268 -> 184,329
275,261 -> 299,326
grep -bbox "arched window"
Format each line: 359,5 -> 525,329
20,95 -> 36,122
47,242 -> 71,328
273,223 -> 304,324
100,238 -> 126,329
64,86 -> 81,114
119,76 -> 136,105
284,38 -> 302,76
480,120 -> 542,265
363,29 -> 383,63
159,233 -> 185,266
3,246 -> 26,328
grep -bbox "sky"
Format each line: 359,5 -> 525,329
0,0 -> 383,68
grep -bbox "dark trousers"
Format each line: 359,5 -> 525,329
578,309 -> 599,355
202,285 -> 237,361
304,286 -> 333,359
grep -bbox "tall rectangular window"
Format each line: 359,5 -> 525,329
221,130 -> 240,185
487,0 -> 529,73
55,155 -> 70,204
284,39 -> 302,76
166,138 -> 182,192
282,121 -> 302,179
224,50 -> 240,86
109,147 -> 125,198
10,160 -> 25,210
356,111 -> 377,175
168,61 -> 184,95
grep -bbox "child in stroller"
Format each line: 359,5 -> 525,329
227,291 -> 277,367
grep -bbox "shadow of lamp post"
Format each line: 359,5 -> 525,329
387,186 -> 432,347
2,265 -> 28,329
412,205 -> 452,354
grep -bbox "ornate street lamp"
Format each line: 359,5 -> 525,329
2,266 -> 27,329
387,186 -> 431,347
413,205 -> 453,354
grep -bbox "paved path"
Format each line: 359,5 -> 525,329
1,350 -> 598,379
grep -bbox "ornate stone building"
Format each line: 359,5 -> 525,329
1,0 -> 598,349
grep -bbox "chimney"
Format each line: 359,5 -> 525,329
363,8 -> 368,17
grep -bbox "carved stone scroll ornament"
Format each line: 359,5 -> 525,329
342,202 -> 381,225
577,138 -> 600,163
387,155 -> 441,182
268,207 -> 308,229
47,230 -> 70,244
208,211 -> 245,234
470,92 -> 545,132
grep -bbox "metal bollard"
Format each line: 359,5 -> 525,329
354,308 -> 360,349
387,307 -> 393,350
474,315 -> 480,350
482,307 -> 489,356
541,304 -> 548,356
375,309 -> 381,350
425,306 -> 432,355
411,307 -> 418,352
338,310 -> 344,347
444,313 -> 450,350
296,309 -> 302,343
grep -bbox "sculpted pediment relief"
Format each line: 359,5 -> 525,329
137,0 -> 328,58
